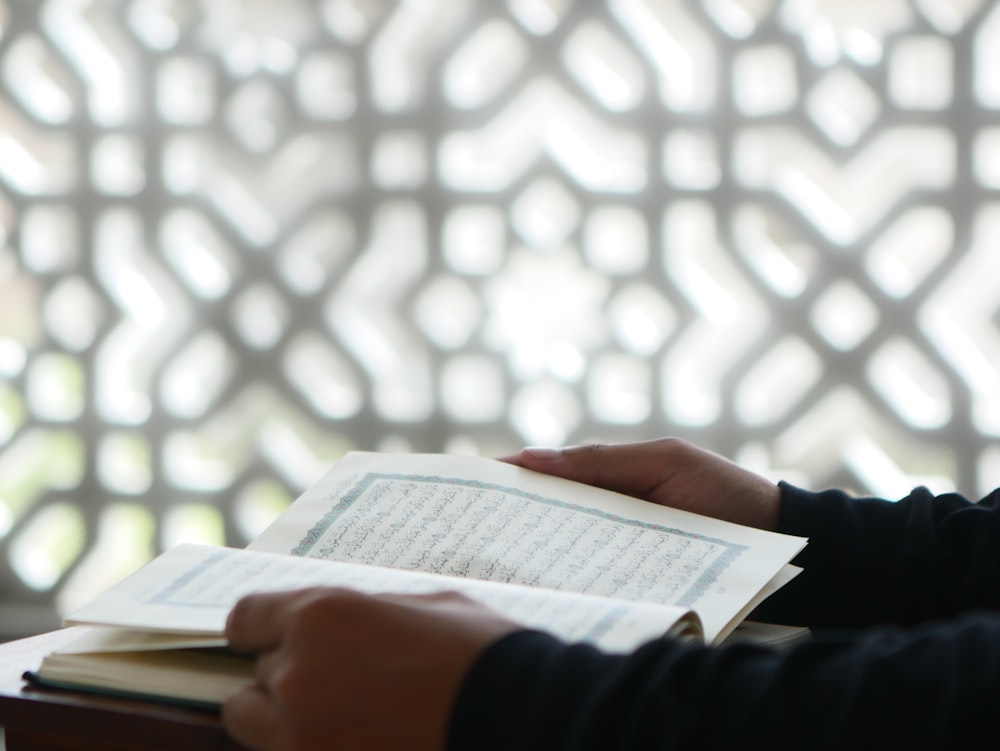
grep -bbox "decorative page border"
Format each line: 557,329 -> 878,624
149,548 -> 234,606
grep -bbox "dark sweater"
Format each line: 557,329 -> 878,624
448,483 -> 1000,750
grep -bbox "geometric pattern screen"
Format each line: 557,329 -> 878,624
2,0 -> 1000,637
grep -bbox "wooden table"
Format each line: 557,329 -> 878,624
0,628 -> 247,750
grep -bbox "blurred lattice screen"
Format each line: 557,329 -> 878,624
0,0 -> 999,637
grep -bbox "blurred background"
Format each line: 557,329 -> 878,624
0,0 -> 999,639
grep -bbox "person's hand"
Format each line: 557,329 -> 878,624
499,438 -> 781,531
222,587 -> 519,751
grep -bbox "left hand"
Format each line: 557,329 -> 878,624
222,586 -> 519,751
499,438 -> 781,531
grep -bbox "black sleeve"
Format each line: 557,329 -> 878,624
447,484 -> 1000,751
754,483 -> 1000,628
448,613 -> 1000,751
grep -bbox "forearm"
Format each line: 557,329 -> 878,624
754,483 -> 1000,628
449,614 -> 1000,751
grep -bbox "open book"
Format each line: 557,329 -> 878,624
26,451 -> 808,708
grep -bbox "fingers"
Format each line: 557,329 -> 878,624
226,587 -> 478,655
225,587 -> 358,652
225,588 -> 323,653
497,438 -> 783,530
223,588 -> 350,750
222,684 -> 282,751
500,439 -> 683,495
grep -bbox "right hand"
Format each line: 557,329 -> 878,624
499,438 -> 781,531
223,587 -> 518,751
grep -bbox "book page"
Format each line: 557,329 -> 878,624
56,626 -> 228,654
250,451 -> 807,643
65,543 -> 702,653
34,648 -> 255,707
